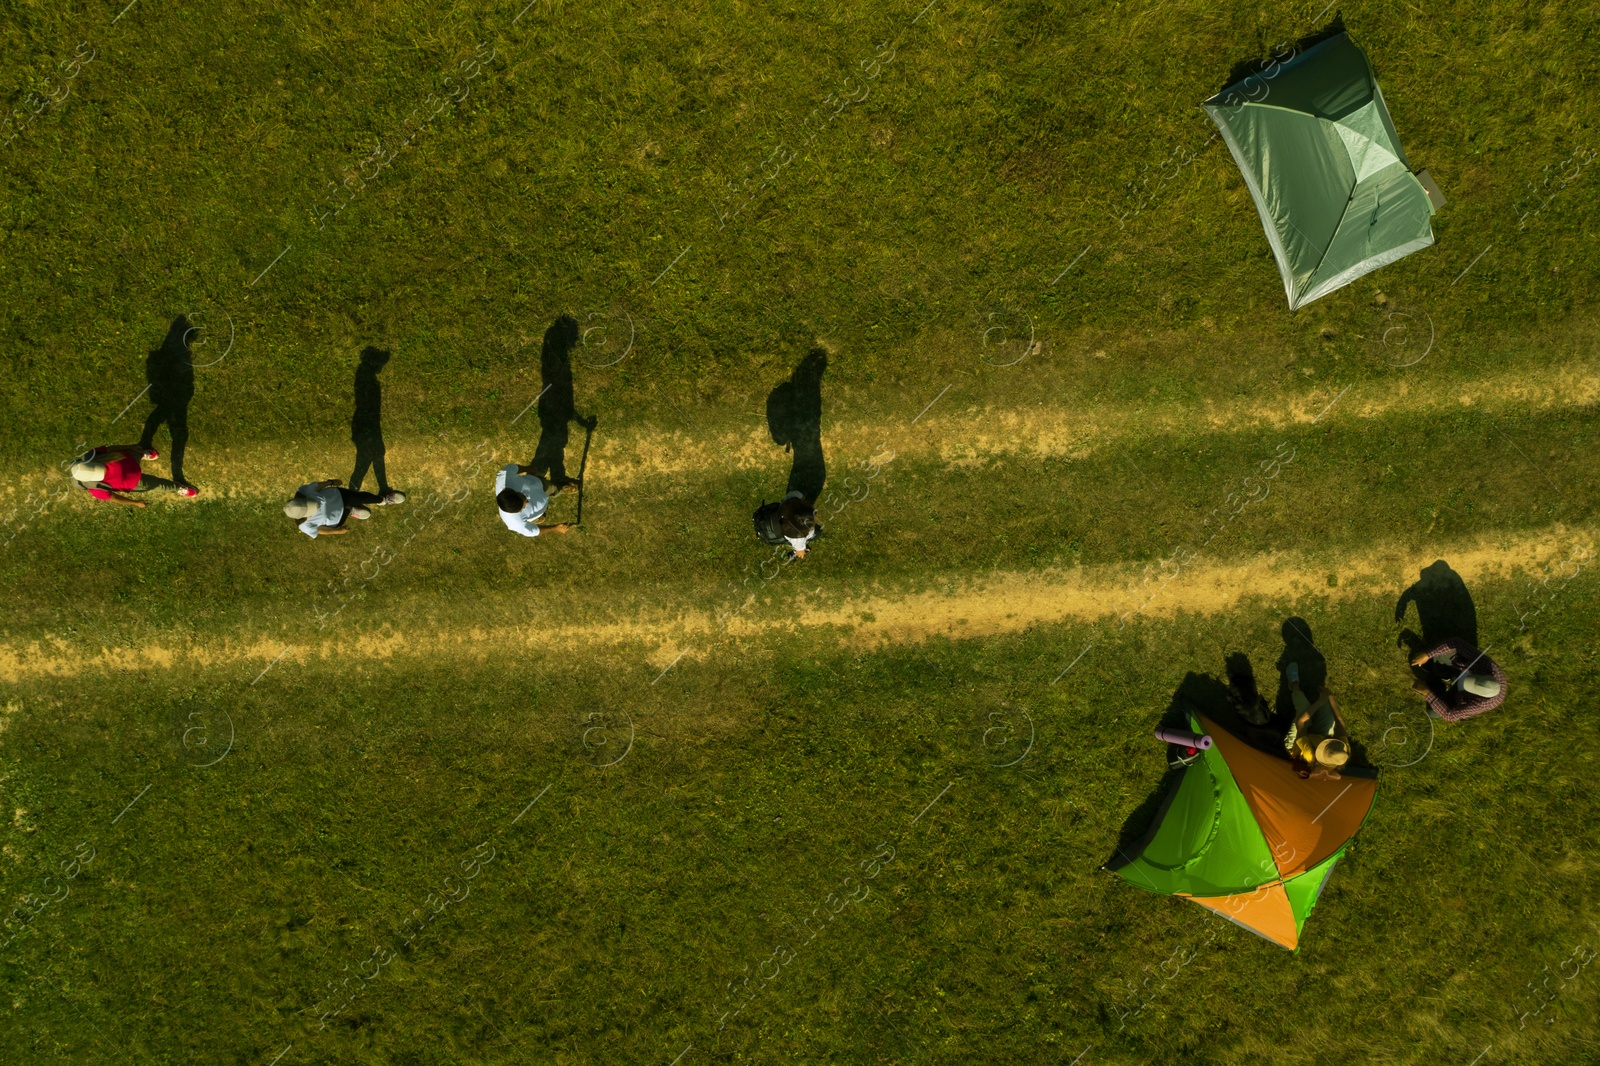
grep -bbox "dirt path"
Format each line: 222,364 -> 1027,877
2,525 -> 1587,683
5,363 -> 1596,503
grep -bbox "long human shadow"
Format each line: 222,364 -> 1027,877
138,316 -> 196,487
530,315 -> 597,489
766,347 -> 827,502
1395,559 -> 1478,654
1271,616 -> 1328,722
350,347 -> 394,495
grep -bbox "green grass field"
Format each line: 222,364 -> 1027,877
2,0 -> 1598,1062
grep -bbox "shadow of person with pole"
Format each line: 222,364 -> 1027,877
350,346 -> 403,503
530,315 -> 597,499
138,316 -> 198,495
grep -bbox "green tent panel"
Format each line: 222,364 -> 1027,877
1108,712 -> 1278,899
1204,32 -> 1437,309
1283,845 -> 1347,938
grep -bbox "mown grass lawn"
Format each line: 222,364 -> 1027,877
1,0 -> 1597,1063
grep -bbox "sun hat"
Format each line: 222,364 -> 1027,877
70,461 -> 107,482
283,497 -> 315,519
1460,674 -> 1501,699
1314,737 -> 1350,769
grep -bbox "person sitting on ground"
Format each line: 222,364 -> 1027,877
1410,638 -> 1506,721
777,492 -> 819,559
284,478 -> 394,538
71,445 -> 194,506
494,462 -> 573,538
1283,661 -> 1351,777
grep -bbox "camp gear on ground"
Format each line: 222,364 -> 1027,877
1110,709 -> 1379,950
1204,32 -> 1437,309
1168,745 -> 1203,770
1155,727 -> 1213,750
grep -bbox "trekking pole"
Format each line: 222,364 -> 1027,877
574,418 -> 595,526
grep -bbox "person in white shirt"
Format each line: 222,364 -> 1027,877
494,463 -> 573,537
283,478 -> 390,538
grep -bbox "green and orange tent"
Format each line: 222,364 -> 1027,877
1107,711 -> 1378,950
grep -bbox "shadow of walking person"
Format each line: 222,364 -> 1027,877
1272,616 -> 1327,723
1395,559 -> 1478,654
766,347 -> 827,502
350,347 -> 400,500
531,316 -> 597,491
138,316 -> 196,491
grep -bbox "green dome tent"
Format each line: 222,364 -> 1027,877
1204,32 -> 1441,309
1108,710 -> 1379,950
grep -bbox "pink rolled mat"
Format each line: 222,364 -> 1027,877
1154,727 -> 1213,750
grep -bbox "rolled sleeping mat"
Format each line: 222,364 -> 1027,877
1154,726 -> 1213,750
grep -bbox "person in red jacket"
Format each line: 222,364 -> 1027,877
70,445 -> 195,506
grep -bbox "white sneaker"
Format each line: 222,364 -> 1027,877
351,506 -> 371,520
381,490 -> 406,505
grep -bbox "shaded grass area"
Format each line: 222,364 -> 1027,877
0,571 -> 1596,1064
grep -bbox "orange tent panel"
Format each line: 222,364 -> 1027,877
1184,881 -> 1299,950
1198,715 -> 1378,878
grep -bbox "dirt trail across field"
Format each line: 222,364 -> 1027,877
5,363 -> 1596,503
2,525 -> 1588,683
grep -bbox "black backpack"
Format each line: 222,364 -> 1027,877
752,502 -> 787,545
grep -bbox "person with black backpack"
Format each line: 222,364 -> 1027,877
753,493 -> 819,557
